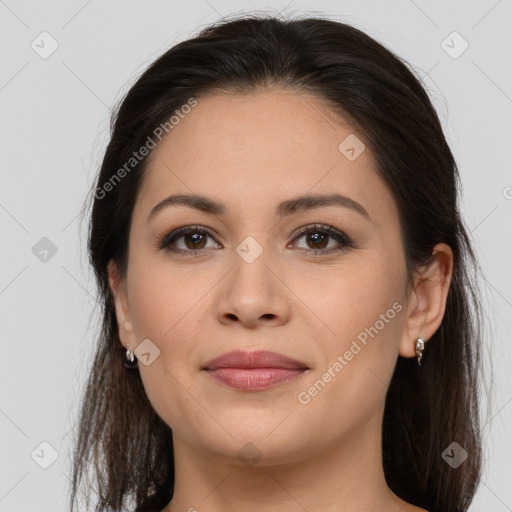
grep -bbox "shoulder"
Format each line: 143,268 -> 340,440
397,501 -> 430,512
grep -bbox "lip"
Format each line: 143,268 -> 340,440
202,350 -> 309,391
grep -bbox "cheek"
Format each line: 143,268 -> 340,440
124,263 -> 209,414
126,262 -> 211,430
297,257 -> 404,344
295,271 -> 404,433
127,256 -> 208,339
298,254 -> 406,399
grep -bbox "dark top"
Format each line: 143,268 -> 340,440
134,490 -> 173,512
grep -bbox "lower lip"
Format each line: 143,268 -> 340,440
205,368 -> 306,390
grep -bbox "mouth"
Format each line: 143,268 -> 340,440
202,350 -> 309,391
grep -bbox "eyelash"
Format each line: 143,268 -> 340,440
156,224 -> 354,257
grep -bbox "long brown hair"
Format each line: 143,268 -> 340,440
71,14 -> 486,512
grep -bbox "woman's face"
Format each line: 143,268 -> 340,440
110,89 -> 417,465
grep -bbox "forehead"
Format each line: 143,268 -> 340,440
133,90 -> 396,224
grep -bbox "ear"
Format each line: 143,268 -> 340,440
398,243 -> 454,359
107,260 -> 136,350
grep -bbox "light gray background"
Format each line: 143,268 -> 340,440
1,1 -> 511,511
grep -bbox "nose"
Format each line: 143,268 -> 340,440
215,243 -> 292,329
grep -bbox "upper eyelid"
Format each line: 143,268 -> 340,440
169,223 -> 344,238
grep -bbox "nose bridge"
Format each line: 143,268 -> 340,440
215,231 -> 291,327
231,233 -> 275,301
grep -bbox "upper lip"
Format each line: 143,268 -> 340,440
202,350 -> 309,370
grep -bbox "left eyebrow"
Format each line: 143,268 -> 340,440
147,192 -> 373,224
275,193 -> 372,222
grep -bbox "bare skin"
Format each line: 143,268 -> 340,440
108,89 -> 452,512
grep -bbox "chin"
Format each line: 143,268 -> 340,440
187,411 -> 319,465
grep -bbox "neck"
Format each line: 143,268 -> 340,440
163,408 -> 417,512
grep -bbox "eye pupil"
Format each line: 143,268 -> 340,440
307,232 -> 328,249
186,232 -> 206,249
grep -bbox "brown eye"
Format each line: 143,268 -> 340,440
158,226 -> 221,255
290,224 -> 353,255
181,231 -> 208,250
157,223 -> 353,257
303,231 -> 329,250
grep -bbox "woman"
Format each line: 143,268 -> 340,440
70,14 -> 484,512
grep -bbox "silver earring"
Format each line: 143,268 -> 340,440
124,343 -> 138,369
415,338 -> 425,366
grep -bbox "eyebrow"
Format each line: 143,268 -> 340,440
147,193 -> 372,223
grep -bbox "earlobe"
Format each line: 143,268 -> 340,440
107,260 -> 134,348
398,243 -> 454,360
